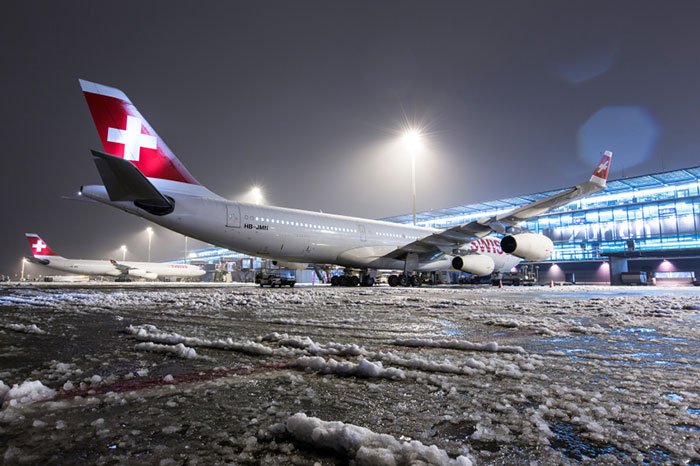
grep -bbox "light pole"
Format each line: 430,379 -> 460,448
20,258 -> 27,281
403,130 -> 422,225
121,245 -> 127,261
184,236 -> 188,264
146,227 -> 153,262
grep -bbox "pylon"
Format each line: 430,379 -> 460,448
549,279 -> 554,288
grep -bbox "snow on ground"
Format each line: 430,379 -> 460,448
283,412 -> 474,465
0,283 -> 699,465
2,323 -> 46,335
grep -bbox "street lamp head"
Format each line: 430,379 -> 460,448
146,227 -> 153,237
250,186 -> 263,205
121,245 -> 127,251
402,129 -> 423,150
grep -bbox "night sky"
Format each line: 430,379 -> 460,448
3,1 -> 700,276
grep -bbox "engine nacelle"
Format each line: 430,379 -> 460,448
500,233 -> 553,261
451,254 -> 495,276
272,260 -> 309,270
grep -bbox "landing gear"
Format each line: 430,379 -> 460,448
330,273 -> 358,287
388,273 -> 421,287
330,269 -> 375,287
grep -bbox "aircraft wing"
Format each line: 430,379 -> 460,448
383,151 -> 612,261
109,259 -> 131,273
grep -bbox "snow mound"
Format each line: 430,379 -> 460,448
127,324 -> 280,356
295,357 -> 405,379
285,412 -> 473,466
3,323 -> 46,335
393,338 -> 524,354
2,380 -> 56,408
135,342 -> 200,359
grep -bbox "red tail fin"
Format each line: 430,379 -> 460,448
25,234 -> 59,257
79,79 -> 200,185
589,150 -> 612,185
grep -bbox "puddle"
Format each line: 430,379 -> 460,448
549,422 -> 619,461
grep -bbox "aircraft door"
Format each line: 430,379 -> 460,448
358,225 -> 366,242
226,204 -> 241,228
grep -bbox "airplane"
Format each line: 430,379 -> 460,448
76,79 -> 612,287
24,233 -> 205,281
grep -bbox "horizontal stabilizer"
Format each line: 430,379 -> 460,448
25,256 -> 50,265
91,150 -> 174,215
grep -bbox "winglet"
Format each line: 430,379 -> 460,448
589,150 -> 613,186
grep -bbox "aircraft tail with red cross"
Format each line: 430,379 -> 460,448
25,233 -> 62,260
79,80 -> 220,214
79,79 -> 201,186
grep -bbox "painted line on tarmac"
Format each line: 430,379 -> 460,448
57,360 -> 296,400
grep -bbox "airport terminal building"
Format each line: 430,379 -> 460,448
180,164 -> 700,285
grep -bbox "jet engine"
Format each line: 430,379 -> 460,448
500,233 -> 553,261
272,260 -> 309,270
451,254 -> 495,276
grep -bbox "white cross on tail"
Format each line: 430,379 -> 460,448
33,240 -> 46,253
107,116 -> 157,161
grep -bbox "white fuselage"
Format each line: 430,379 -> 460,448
81,182 -> 520,273
33,256 -> 205,279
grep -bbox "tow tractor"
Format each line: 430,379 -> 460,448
255,272 -> 296,288
491,265 -> 539,286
